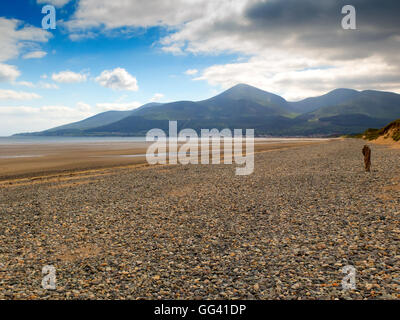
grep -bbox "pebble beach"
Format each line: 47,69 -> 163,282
0,138 -> 399,300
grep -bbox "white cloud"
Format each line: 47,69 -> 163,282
36,0 -> 72,8
95,68 -> 138,91
52,71 -> 87,83
0,106 -> 41,116
0,89 -> 41,100
185,69 -> 198,76
196,55 -> 400,101
0,63 -> 20,83
63,0 -> 400,98
14,81 -> 35,88
65,1 -> 249,55
68,31 -> 97,42
95,101 -> 142,111
150,93 -> 164,102
39,105 -> 84,117
38,82 -> 59,89
66,0 -> 208,31
22,51 -> 47,59
12,80 -> 59,90
76,101 -> 91,112
0,17 -> 51,63
1,105 -> 92,119
0,105 -> 94,136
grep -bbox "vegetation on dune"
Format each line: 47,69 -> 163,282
380,119 -> 400,141
348,119 -> 400,141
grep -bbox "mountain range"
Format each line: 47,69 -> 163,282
16,84 -> 400,137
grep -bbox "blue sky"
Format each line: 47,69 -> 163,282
0,0 -> 399,135
0,0 -> 239,135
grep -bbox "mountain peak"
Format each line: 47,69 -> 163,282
326,88 -> 359,96
230,83 -> 257,89
224,83 -> 270,94
215,83 -> 288,105
289,88 -> 361,113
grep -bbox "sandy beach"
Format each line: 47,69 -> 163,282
0,138 -> 399,300
0,138 -> 326,181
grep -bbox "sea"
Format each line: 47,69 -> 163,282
0,136 -> 327,145
0,136 -> 148,145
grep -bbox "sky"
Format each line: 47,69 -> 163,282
0,0 -> 399,136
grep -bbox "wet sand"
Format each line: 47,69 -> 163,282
0,139 -> 330,181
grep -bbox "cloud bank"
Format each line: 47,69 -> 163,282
0,89 -> 41,100
65,0 -> 400,99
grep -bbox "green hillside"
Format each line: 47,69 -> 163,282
15,84 -> 400,137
